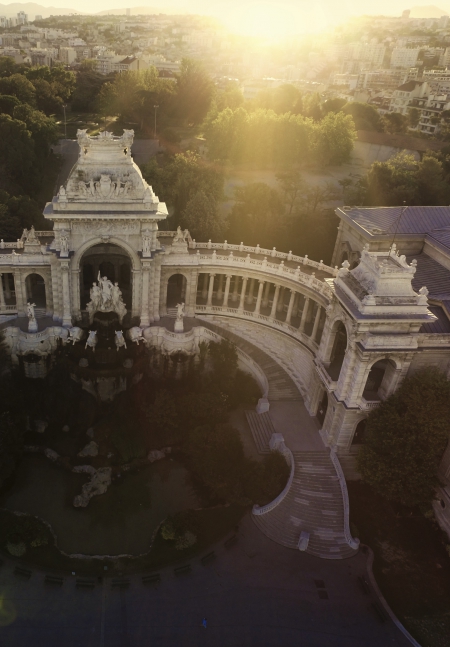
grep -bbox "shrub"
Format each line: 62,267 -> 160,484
358,368 -> 450,507
6,541 -> 26,557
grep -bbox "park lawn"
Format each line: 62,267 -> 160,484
348,481 -> 450,647
0,504 -> 246,577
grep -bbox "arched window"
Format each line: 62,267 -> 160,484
327,321 -> 347,380
167,274 -> 187,307
25,273 -> 46,309
362,359 -> 397,401
352,420 -> 367,445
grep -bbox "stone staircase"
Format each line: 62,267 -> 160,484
166,307 -> 177,318
253,451 -> 357,559
34,307 -> 47,319
200,319 -> 301,401
245,411 -> 274,453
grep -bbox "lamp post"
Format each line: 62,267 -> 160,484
63,104 -> 67,140
153,104 -> 159,140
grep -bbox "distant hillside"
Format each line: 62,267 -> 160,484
409,4 -> 449,17
0,2 -> 83,17
95,6 -> 177,15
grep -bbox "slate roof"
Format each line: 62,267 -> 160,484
420,306 -> 450,333
406,253 -> 450,298
340,206 -> 450,236
427,228 -> 450,251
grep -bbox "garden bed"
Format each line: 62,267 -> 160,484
348,481 -> 450,647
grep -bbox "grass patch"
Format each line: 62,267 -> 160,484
0,504 -> 246,576
348,481 -> 450,647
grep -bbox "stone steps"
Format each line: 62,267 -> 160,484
200,318 -> 302,401
166,307 -> 177,319
245,411 -> 275,453
252,451 -> 358,560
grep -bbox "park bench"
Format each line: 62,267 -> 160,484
45,574 -> 64,586
174,564 -> 191,576
14,566 -> 31,580
142,573 -> 161,586
76,578 -> 96,589
224,534 -> 238,549
111,578 -> 130,589
200,551 -> 216,565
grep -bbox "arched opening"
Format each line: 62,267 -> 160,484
25,273 -> 46,308
327,321 -> 347,380
2,273 -> 16,305
352,419 -> 367,445
80,243 -> 132,312
167,274 -> 187,308
340,251 -> 349,265
362,359 -> 397,402
317,390 -> 328,425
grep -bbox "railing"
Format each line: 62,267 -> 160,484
0,305 -> 18,313
252,447 -> 295,515
193,252 -> 333,299
329,448 -> 360,551
314,359 -> 338,391
195,304 -> 319,352
190,239 -> 338,276
359,397 -> 381,411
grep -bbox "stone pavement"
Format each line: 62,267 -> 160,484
0,515 -> 412,647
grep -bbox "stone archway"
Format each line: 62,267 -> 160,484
79,243 -> 133,314
25,273 -> 47,309
166,273 -> 187,308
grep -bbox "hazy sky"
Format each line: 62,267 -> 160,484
18,1 -> 450,34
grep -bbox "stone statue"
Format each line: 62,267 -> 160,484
174,302 -> 185,333
86,275 -> 127,324
98,271 -> 113,308
142,234 -> 152,257
85,330 -> 97,351
115,330 -> 126,350
60,230 -> 69,256
174,226 -> 188,243
25,226 -> 38,244
27,302 -> 38,333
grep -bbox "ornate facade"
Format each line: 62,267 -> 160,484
1,131 -> 450,488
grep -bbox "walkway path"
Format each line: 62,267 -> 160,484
0,515 -> 413,647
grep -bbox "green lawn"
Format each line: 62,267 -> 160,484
348,482 -> 450,647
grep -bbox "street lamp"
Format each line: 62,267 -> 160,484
153,104 -> 159,140
63,104 -> 67,140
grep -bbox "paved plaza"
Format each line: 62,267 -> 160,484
0,515 -> 411,647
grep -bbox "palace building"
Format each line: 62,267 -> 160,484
1,130 -> 450,551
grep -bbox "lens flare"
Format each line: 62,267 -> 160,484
0,593 -> 17,627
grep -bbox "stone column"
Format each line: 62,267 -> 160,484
254,280 -> 265,315
270,284 -> 280,319
292,292 -> 298,317
0,274 -> 5,310
246,278 -> 255,305
140,264 -> 150,327
231,276 -> 239,302
311,305 -> 322,341
216,274 -> 224,301
285,290 -> 296,324
71,268 -> 80,320
262,281 -> 271,308
61,262 -> 72,327
238,276 -> 248,312
206,274 -> 215,306
201,273 -> 208,299
277,286 -> 285,312
299,297 -> 310,332
223,274 -> 232,307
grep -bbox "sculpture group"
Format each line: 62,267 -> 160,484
86,272 -> 127,323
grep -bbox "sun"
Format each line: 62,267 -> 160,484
220,1 -> 337,40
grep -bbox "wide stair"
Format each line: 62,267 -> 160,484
166,307 -> 178,318
245,411 -> 274,453
253,451 -> 357,559
200,319 -> 301,401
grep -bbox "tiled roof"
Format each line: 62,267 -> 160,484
406,253 -> 450,298
341,206 -> 450,235
420,306 -> 450,333
427,227 -> 450,251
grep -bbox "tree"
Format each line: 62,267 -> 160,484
0,74 -> 36,105
358,368 -> 450,507
382,112 -> 408,134
408,107 -> 421,129
175,58 -> 214,125
227,182 -> 283,248
71,60 -> 113,112
342,101 -> 383,131
0,114 -> 36,193
312,112 -> 356,166
13,104 -> 59,152
182,190 -> 224,241
0,94 -> 21,116
0,203 -> 21,240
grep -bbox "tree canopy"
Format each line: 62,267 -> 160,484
358,368 -> 450,507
